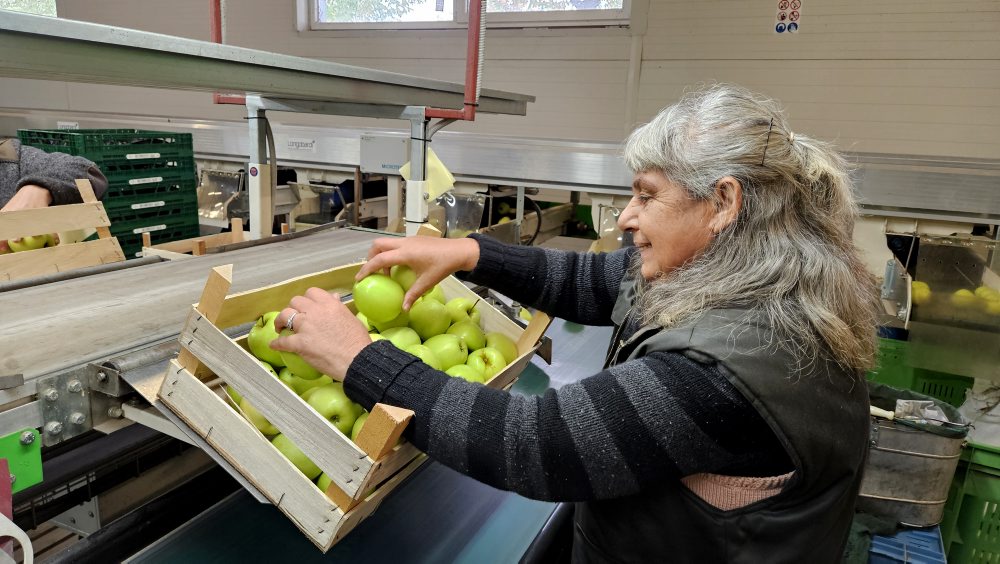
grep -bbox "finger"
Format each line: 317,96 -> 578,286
268,331 -> 302,353
366,238 -> 400,261
274,307 -> 298,332
403,275 -> 437,311
288,295 -> 316,313
305,287 -> 340,306
357,250 -> 402,281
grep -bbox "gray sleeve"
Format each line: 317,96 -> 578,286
17,144 -> 109,205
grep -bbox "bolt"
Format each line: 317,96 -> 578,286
9,474 -> 14,484
19,431 -> 34,445
44,388 -> 59,402
67,379 -> 83,393
45,421 -> 64,435
69,412 -> 86,425
97,371 -> 108,383
107,405 -> 124,419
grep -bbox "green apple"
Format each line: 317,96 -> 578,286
317,472 -> 333,493
306,383 -> 359,435
446,364 -> 485,383
445,297 -> 481,325
447,320 -> 486,351
408,298 -> 450,341
277,328 -> 322,380
381,326 -> 421,350
373,310 -> 409,332
485,332 -> 519,364
240,398 -> 279,436
519,307 -> 533,322
950,289 -> 978,308
258,360 -> 278,378
370,333 -> 387,342
351,411 -> 369,442
423,333 -> 468,370
43,233 -> 58,247
390,264 -> 418,292
353,274 -> 404,324
248,311 -> 285,367
422,284 -> 447,304
278,367 -> 332,396
271,433 -> 322,480
356,312 -> 374,332
225,385 -> 242,406
7,235 -> 47,253
466,347 -> 507,381
404,344 -> 442,370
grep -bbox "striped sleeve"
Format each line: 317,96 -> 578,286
462,234 -> 636,326
344,340 -> 789,502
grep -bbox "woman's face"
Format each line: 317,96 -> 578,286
617,170 -> 717,280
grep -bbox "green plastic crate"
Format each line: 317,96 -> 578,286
866,338 -> 974,407
942,443 -> 1000,562
109,209 -> 199,238
18,128 -> 193,161
102,177 -> 198,202
100,155 -> 197,187
103,188 -> 198,218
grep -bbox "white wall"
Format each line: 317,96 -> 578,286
4,0 -> 998,158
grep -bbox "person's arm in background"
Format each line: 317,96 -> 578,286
4,142 -> 108,211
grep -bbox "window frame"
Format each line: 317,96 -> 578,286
307,0 -> 631,31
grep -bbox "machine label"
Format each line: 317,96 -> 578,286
133,224 -> 166,234
131,201 -> 165,210
126,152 -> 160,160
129,177 -> 163,185
287,138 -> 317,153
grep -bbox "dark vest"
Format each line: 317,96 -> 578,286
572,276 -> 870,563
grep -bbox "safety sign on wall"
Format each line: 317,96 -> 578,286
775,0 -> 801,34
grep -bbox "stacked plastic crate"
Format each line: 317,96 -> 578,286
17,128 -> 200,259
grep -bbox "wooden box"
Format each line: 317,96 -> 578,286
0,179 -> 124,282
157,262 -> 550,551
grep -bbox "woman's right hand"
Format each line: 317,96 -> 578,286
356,236 -> 481,310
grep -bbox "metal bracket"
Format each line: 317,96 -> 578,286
51,497 -> 101,537
0,428 -> 41,494
869,420 -> 880,448
37,371 -> 93,447
87,363 -> 125,397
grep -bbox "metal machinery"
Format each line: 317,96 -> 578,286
1,8 -> 999,562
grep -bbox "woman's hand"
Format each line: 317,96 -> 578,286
356,236 -> 480,310
269,288 -> 373,381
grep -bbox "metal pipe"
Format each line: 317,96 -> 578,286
425,0 -> 485,121
0,256 -> 163,293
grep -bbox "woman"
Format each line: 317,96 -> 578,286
1,137 -> 108,251
271,84 -> 879,563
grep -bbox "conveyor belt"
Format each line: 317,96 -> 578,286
0,227 -> 383,384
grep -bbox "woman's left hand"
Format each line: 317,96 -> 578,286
269,288 -> 373,381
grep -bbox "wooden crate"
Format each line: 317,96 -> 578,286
157,262 -> 550,551
0,180 -> 125,281
141,218 -> 246,260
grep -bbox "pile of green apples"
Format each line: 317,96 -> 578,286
225,311 -> 371,492
353,265 -> 519,384
1,234 -> 57,254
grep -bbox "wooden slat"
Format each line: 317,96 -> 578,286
0,238 -> 125,282
214,262 -> 362,329
229,218 -> 245,243
75,179 -> 111,240
516,310 -> 552,357
177,311 -> 372,496
0,201 -> 110,240
159,359 -> 341,551
178,265 -> 232,377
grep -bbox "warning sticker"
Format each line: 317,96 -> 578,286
775,0 -> 801,33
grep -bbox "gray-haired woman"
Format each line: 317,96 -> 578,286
272,84 -> 879,563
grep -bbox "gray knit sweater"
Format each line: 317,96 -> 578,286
0,139 -> 108,207
344,234 -> 790,502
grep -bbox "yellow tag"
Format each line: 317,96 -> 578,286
399,148 -> 455,201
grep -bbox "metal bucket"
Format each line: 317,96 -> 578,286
857,417 -> 964,526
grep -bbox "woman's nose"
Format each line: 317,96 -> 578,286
617,200 -> 638,232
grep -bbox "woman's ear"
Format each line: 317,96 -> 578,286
709,176 -> 743,233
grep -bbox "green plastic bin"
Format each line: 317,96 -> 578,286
867,338 -> 974,407
942,443 -> 1000,562
17,128 -> 193,161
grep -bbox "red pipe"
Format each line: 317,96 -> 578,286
211,0 -> 246,105
425,0 -> 482,121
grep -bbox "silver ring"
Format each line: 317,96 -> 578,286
286,311 -> 300,332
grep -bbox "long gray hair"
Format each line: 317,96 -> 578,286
623,84 -> 878,374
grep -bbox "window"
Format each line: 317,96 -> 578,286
0,0 -> 56,16
310,0 -> 629,30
